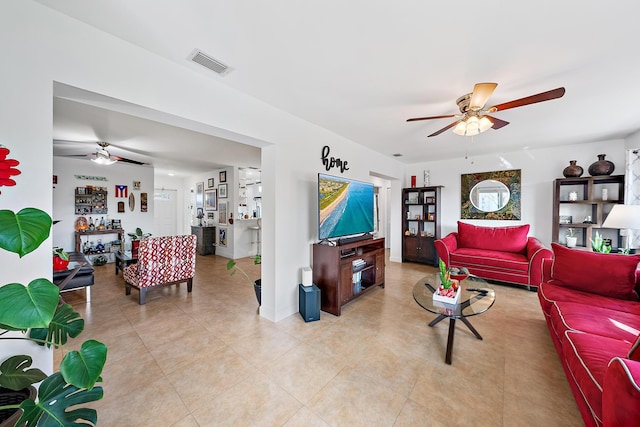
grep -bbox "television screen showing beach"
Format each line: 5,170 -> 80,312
318,174 -> 374,240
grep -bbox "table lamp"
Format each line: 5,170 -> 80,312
601,204 -> 640,252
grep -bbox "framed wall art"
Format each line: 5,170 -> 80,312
208,178 -> 214,188
218,227 -> 227,247
140,192 -> 148,212
219,201 -> 228,225
205,188 -> 217,211
219,183 -> 228,198
219,170 -> 227,183
460,169 -> 521,220
196,181 -> 204,209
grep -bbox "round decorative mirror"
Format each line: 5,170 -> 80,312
469,180 -> 510,212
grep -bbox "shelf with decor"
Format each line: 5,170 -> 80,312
552,175 -> 625,250
402,186 -> 442,266
74,186 -> 108,215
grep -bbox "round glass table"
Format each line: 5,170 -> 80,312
413,273 -> 496,365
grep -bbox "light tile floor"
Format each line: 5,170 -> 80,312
56,252 -> 583,426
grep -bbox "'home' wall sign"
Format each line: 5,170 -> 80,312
321,145 -> 349,173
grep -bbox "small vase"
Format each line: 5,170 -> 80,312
588,154 -> 615,176
562,160 -> 583,178
566,236 -> 577,248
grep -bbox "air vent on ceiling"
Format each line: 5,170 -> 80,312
188,49 -> 231,75
392,153 -> 403,157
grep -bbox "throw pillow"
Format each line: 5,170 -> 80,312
629,334 -> 640,361
457,221 -> 530,253
550,243 -> 640,301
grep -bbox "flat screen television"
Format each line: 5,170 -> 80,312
318,173 -> 375,241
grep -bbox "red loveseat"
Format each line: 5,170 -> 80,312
435,221 -> 552,289
538,244 -> 640,427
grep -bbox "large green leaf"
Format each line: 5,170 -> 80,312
0,208 -> 52,257
60,340 -> 107,390
17,372 -> 103,427
29,304 -> 84,348
0,279 -> 59,329
0,355 -> 47,391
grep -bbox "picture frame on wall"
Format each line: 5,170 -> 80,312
219,201 -> 228,225
205,189 -> 217,211
207,178 -> 214,188
218,227 -> 227,247
219,183 -> 228,198
196,182 -> 204,209
219,170 -> 227,183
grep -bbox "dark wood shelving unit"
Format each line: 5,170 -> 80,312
402,186 -> 442,266
191,226 -> 216,255
552,175 -> 625,250
312,237 -> 385,316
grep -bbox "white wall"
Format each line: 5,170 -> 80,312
0,1 -> 404,327
53,157 -> 155,254
403,140 -> 628,248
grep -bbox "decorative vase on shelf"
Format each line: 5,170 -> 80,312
562,160 -> 583,178
588,154 -> 615,176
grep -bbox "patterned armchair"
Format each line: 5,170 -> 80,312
123,235 -> 197,304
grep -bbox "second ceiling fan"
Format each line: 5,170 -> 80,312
407,83 -> 565,137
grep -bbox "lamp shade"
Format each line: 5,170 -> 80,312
602,205 -> 640,230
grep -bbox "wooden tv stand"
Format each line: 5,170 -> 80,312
312,237 -> 385,316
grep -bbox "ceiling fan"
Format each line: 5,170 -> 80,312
56,141 -> 146,165
407,83 -> 566,137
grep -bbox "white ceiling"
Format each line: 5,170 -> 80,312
42,0 -> 640,172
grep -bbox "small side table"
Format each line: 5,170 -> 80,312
114,250 -> 137,275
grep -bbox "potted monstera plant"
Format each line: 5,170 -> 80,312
0,207 -> 107,425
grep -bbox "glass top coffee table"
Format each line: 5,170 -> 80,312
413,273 -> 496,365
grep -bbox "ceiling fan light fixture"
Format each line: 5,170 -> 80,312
452,115 -> 493,136
479,116 -> 493,132
91,156 -> 117,165
91,148 -> 117,165
453,121 -> 467,136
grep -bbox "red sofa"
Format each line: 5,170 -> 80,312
435,221 -> 552,289
538,244 -> 640,427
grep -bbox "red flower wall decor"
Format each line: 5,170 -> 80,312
0,146 -> 21,194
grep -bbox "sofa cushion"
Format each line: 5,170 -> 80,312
564,331 -> 632,426
550,301 -> 640,345
630,335 -> 640,361
450,248 -> 529,272
538,282 -> 640,318
550,243 -> 640,301
457,221 -> 529,254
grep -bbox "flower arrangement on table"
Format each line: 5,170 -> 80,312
433,259 -> 462,304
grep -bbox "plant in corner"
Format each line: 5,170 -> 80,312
0,146 -> 107,425
226,255 -> 262,305
127,227 -> 151,258
127,227 -> 151,241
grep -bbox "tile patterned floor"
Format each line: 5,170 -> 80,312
56,252 -> 583,426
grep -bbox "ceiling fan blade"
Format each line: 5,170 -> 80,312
111,156 -> 146,165
407,114 -> 456,122
427,121 -> 460,137
485,116 -> 510,130
469,83 -> 497,110
489,87 -> 566,112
